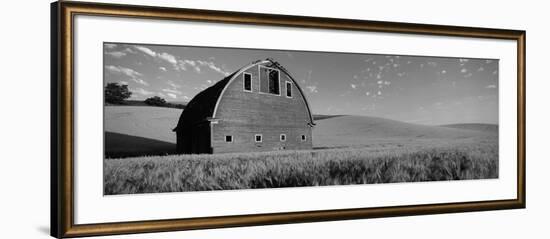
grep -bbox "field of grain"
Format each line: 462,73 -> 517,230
104,106 -> 498,195
104,139 -> 497,194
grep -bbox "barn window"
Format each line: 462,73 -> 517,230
286,81 -> 292,98
243,73 -> 252,92
259,66 -> 280,95
225,135 -> 233,142
255,134 -> 263,143
301,135 -> 307,142
268,69 -> 280,94
280,134 -> 286,142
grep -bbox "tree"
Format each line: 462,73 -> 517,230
144,96 -> 167,106
105,83 -> 132,104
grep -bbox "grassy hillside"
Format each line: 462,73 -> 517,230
440,123 -> 498,133
313,115 -> 492,149
105,106 -> 181,158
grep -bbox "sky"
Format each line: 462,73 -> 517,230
104,42 -> 499,125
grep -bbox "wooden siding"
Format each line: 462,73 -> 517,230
212,63 -> 313,153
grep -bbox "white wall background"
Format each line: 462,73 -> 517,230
0,0 -> 547,238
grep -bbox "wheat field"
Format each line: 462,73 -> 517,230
104,138 -> 497,194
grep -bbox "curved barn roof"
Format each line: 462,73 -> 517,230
174,59 -> 315,131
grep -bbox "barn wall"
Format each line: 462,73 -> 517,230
212,63 -> 313,153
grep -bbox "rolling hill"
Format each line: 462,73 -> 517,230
440,123 -> 498,133
104,106 -> 497,157
312,115 -> 494,148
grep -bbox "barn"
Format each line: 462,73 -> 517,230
173,59 -> 315,154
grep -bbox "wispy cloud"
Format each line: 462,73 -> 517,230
105,65 -> 148,86
197,60 -> 230,75
306,86 -> 318,93
104,43 -> 117,49
485,84 -> 497,89
134,46 -> 157,57
131,87 -> 154,96
162,88 -> 182,95
166,80 -> 181,89
159,67 -> 167,72
105,47 -> 136,58
105,51 -> 126,58
158,52 -> 178,65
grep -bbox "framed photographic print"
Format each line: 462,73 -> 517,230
51,1 -> 526,238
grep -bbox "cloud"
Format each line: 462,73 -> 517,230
106,65 -> 141,78
427,62 -> 437,67
134,46 -> 157,57
133,79 -> 149,86
441,70 -> 447,74
461,68 -> 468,73
158,52 -> 178,65
486,60 -> 493,64
105,51 -> 126,58
162,88 -> 182,95
350,84 -> 357,89
306,86 -> 318,93
493,70 -> 498,75
166,93 -> 177,99
459,59 -> 469,63
105,65 -> 148,86
377,80 -> 383,84
486,84 -> 497,89
134,45 -> 212,73
118,81 -> 128,85
477,67 -> 485,72
197,60 -> 230,75
166,80 -> 181,89
384,81 -> 391,85
105,48 -> 136,58
132,87 -> 154,96
104,43 -> 117,49
178,59 -> 201,73
159,67 -> 167,72
365,91 -> 370,96
464,73 -> 472,78
377,91 -> 382,95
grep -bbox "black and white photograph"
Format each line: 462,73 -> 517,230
103,43 -> 499,195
